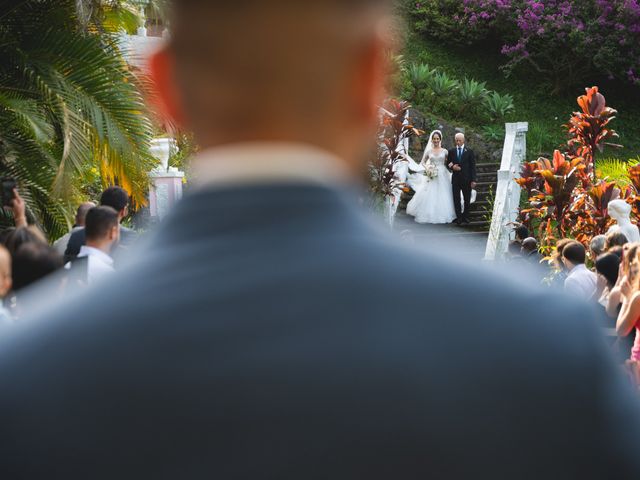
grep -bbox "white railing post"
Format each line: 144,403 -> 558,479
484,122 -> 528,261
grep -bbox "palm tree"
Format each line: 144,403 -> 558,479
0,0 -> 157,239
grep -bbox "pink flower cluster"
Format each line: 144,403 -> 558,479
453,0 -> 640,85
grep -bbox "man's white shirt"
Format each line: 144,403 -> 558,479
564,264 -> 597,299
75,246 -> 115,284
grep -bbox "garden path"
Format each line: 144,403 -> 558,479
393,210 -> 489,261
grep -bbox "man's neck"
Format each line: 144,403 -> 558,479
85,241 -> 112,256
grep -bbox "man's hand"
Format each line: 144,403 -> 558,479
453,165 -> 462,172
470,181 -> 477,189
8,188 -> 27,228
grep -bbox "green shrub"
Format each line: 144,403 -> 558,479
483,92 -> 515,121
481,125 -> 505,143
427,71 -> 459,97
406,62 -> 434,89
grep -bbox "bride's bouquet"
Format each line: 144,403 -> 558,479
423,161 -> 438,181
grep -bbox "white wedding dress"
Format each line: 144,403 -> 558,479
406,148 -> 457,224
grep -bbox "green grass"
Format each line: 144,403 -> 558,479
402,33 -> 640,161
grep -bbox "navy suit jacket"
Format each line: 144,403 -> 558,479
0,183 -> 639,479
448,146 -> 477,184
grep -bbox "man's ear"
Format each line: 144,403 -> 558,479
149,47 -> 185,127
0,275 -> 11,297
109,225 -> 119,242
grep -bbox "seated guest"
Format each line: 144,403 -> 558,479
53,202 -> 95,255
64,187 -> 137,261
605,231 -> 628,251
589,234 -> 606,260
0,245 -> 11,324
70,206 -> 120,284
562,241 -> 597,299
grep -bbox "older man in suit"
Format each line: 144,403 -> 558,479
0,1 -> 639,479
448,133 -> 477,224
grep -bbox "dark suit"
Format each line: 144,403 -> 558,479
64,225 -> 138,262
0,183 -> 639,479
448,146 -> 477,221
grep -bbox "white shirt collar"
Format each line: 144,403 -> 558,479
188,142 -> 352,189
78,246 -> 114,266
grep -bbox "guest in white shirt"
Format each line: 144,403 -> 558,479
53,202 -> 96,255
562,241 -> 597,299
74,206 -> 120,284
0,245 -> 12,324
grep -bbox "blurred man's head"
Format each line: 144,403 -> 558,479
85,207 -> 120,255
455,133 -> 465,147
0,245 -> 11,298
100,187 -> 129,221
151,1 -> 393,173
75,202 -> 96,227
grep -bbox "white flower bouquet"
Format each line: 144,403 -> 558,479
423,161 -> 438,181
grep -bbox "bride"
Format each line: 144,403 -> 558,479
406,130 -> 457,224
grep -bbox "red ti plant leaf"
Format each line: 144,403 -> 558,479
566,86 -> 620,180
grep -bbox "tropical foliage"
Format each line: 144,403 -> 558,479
517,86 -> 638,249
405,0 -> 640,92
401,62 -> 515,129
370,100 -> 423,202
0,0 -> 157,239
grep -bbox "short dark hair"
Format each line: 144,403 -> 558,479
596,253 -> 620,288
12,243 -> 63,291
605,231 -> 628,250
562,241 -> 586,265
522,237 -> 538,253
85,206 -> 119,242
100,187 -> 129,213
515,225 -> 529,241
608,246 -> 624,259
76,202 -> 96,225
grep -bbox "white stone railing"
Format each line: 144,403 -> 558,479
484,122 -> 528,261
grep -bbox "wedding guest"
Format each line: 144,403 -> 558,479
609,246 -> 624,259
53,202 -> 95,255
1,1 -> 640,478
0,245 -> 12,324
589,234 -> 607,260
615,248 -> 640,364
70,206 -> 119,284
4,227 -> 48,258
521,237 -> 541,264
64,187 -> 136,261
507,240 -> 523,260
11,243 -> 63,293
562,241 -> 597,299
595,253 -> 620,309
605,231 -> 628,251
514,225 -> 529,244
607,243 -> 639,319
